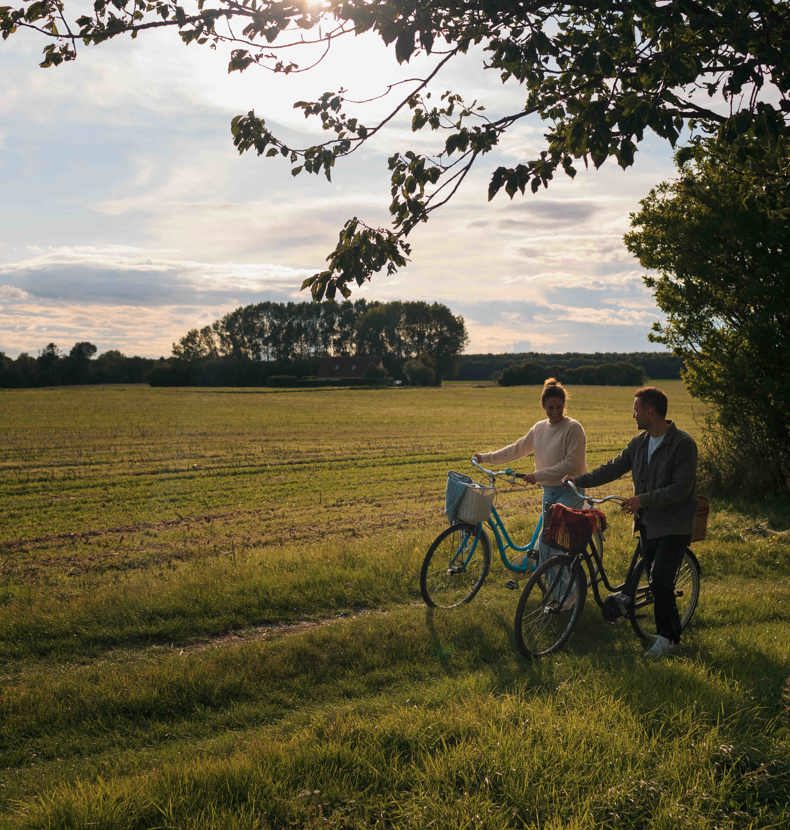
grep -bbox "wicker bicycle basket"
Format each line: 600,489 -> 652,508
691,496 -> 709,542
445,471 -> 495,525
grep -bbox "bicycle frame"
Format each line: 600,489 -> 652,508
559,480 -> 653,613
486,504 -> 543,573
573,538 -> 642,608
463,456 -> 545,574
513,481 -> 702,656
445,507 -> 542,576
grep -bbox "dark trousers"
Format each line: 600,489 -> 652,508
640,533 -> 691,643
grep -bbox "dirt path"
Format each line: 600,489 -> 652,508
0,602 -> 429,683
174,605 -> 415,655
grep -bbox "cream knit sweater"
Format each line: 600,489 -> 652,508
478,417 -> 587,486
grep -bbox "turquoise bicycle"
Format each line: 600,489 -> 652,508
419,459 -> 603,609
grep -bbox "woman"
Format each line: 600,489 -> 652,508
473,378 -> 587,570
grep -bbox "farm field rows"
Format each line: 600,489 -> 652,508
1,382 -> 788,828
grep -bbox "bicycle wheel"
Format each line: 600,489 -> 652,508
514,555 -> 586,657
629,548 -> 701,641
420,523 -> 491,608
587,530 -> 604,581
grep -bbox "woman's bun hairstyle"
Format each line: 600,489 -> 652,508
541,377 -> 567,405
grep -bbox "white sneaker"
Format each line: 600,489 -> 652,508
644,635 -> 679,658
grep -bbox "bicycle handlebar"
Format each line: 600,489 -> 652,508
470,456 -> 526,482
470,460 -> 626,505
563,479 -> 625,505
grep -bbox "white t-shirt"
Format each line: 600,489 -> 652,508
647,433 -> 666,463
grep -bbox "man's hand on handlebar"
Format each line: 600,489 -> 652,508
621,495 -> 641,515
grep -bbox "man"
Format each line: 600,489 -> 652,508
564,387 -> 697,657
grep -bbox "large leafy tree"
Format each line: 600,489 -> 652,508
2,1 -> 788,300
171,299 -> 468,377
625,135 -> 789,493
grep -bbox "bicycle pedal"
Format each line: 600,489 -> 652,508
603,593 -> 630,622
505,579 -> 519,590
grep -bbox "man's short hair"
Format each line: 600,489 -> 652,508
635,386 -> 668,417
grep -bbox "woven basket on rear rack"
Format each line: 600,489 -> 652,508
445,471 -> 495,525
691,496 -> 709,542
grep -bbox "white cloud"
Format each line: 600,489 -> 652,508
534,303 -> 657,328
0,12 -> 679,359
0,246 -> 312,304
0,284 -> 31,301
0,294 -> 236,358
464,317 -> 558,353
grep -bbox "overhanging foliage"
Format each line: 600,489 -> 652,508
3,1 -> 788,298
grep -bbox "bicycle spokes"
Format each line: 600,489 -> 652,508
515,557 -> 584,657
447,533 -> 475,572
628,550 -> 700,641
420,524 -> 492,609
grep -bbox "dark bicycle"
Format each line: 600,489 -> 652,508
514,481 -> 700,657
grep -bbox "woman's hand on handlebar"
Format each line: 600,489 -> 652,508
471,456 -> 533,485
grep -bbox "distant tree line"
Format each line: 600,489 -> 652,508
147,356 -> 393,388
499,361 -> 645,387
0,343 -> 681,389
1,342 -> 683,389
0,300 -> 469,388
456,352 -> 682,383
162,300 -> 468,386
0,343 -> 158,388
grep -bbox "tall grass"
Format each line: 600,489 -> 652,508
1,383 -> 787,828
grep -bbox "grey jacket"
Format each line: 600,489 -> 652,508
573,422 -> 697,539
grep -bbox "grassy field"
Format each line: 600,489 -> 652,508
1,381 -> 788,829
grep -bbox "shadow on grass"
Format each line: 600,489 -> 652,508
421,598 -> 633,694
421,590 -> 789,733
712,492 -> 790,531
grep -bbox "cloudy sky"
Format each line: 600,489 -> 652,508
0,10 -> 679,359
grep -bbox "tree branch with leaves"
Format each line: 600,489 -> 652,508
3,1 -> 788,300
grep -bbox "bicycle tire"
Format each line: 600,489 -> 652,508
587,530 -> 604,580
514,554 -> 587,657
629,548 -> 701,641
420,523 -> 491,608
